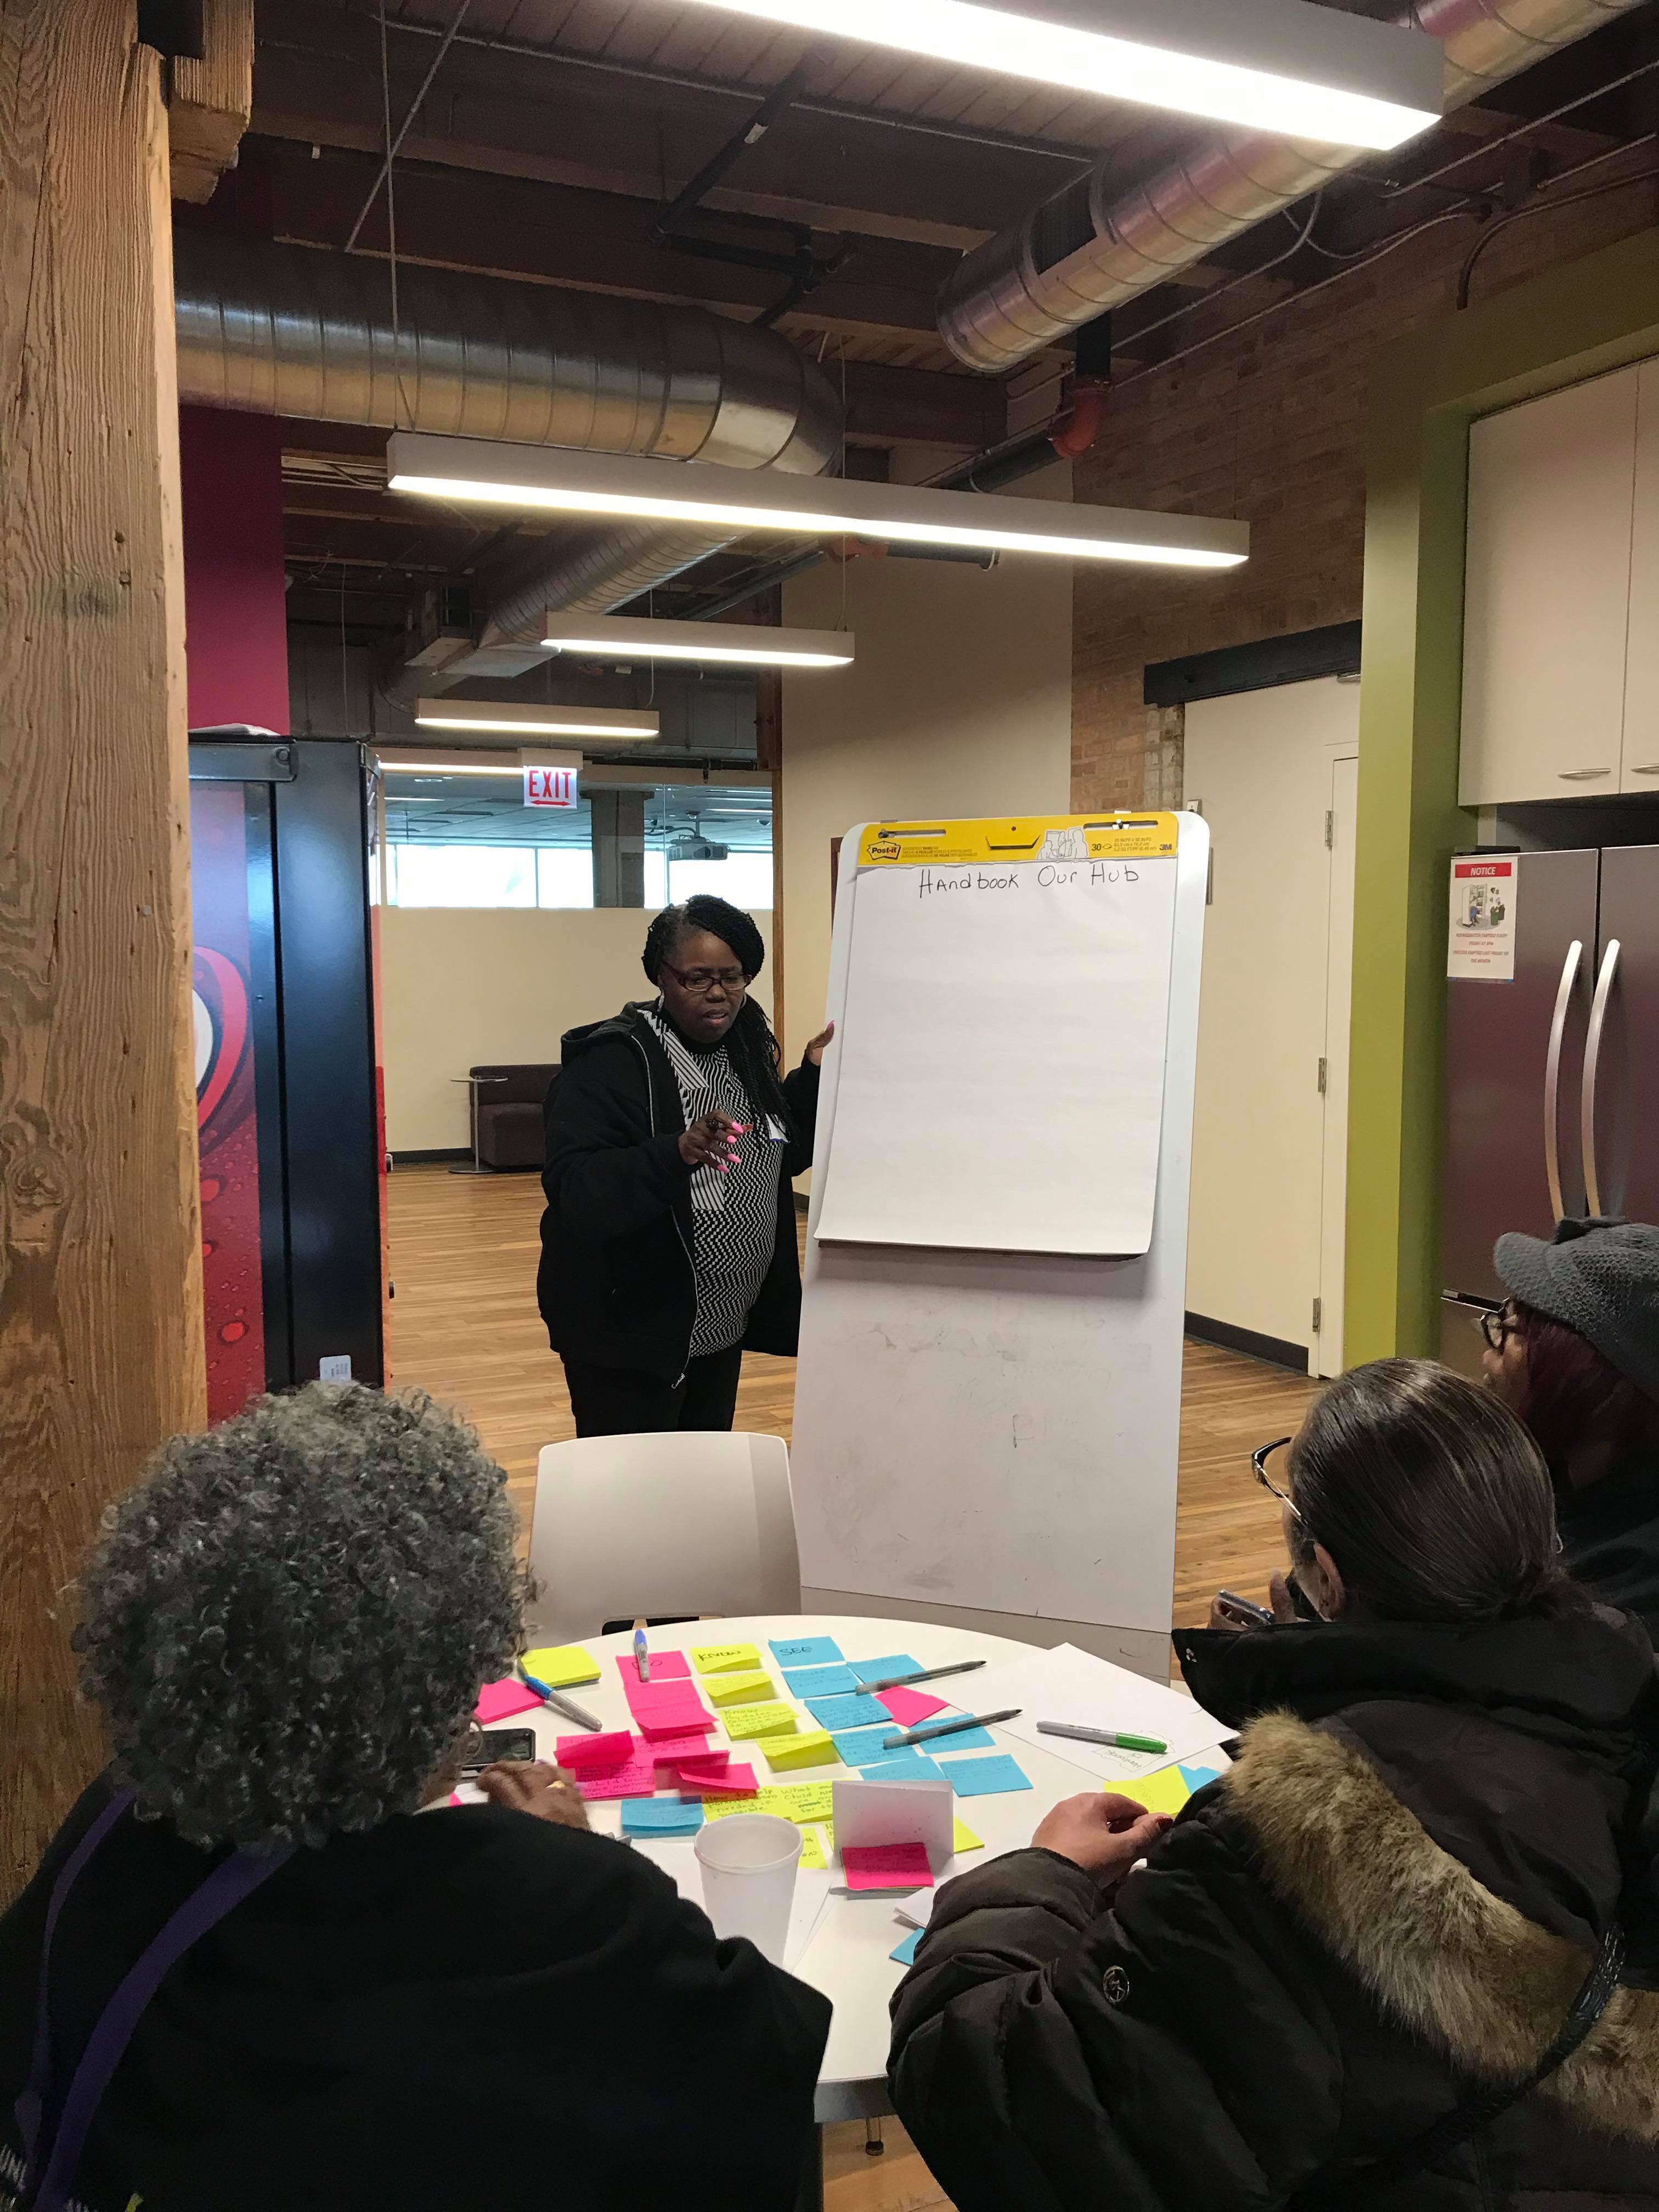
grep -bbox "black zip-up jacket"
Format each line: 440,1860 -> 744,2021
0,1778 -> 830,2212
889,1602 -> 1659,2212
537,1003 -> 821,1381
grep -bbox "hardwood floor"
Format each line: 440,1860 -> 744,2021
385,1161 -> 1314,1631
385,1162 -> 1318,2211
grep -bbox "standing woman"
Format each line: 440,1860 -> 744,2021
538,894 -> 831,1436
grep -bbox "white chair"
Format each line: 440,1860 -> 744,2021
526,1430 -> 802,1642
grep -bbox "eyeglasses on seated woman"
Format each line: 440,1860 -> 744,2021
887,1358 -> 1659,2212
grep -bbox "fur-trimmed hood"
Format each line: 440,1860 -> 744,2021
1224,1711 -> 1659,2148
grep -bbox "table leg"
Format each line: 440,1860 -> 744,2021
794,2124 -> 826,2212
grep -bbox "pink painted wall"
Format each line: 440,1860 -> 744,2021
179,405 -> 290,733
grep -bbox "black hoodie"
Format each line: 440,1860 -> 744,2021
889,1600 -> 1659,2212
537,1003 -> 820,1382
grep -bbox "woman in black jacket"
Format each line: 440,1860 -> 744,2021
538,894 -> 831,1437
889,1360 -> 1659,2212
0,1384 -> 829,2212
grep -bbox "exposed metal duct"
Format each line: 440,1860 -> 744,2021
938,0 -> 1649,372
172,230 -> 841,664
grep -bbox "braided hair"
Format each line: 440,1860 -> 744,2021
642,895 -> 794,1136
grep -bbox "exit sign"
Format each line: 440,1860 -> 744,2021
524,763 -> 578,809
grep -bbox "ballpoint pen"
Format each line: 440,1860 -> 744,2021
1036,1722 -> 1168,1753
516,1660 -> 601,1731
864,1659 -> 987,1693
881,1707 -> 1020,1750
634,1628 -> 651,1683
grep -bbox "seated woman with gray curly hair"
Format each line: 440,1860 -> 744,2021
0,1384 -> 829,2212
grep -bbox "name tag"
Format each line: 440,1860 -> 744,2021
765,1115 -> 787,1141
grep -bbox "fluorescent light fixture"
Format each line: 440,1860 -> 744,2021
542,614 -> 854,668
668,0 -> 1440,148
388,435 -> 1250,571
374,748 -> 522,777
412,698 -> 659,740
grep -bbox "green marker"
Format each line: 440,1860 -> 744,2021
1037,1722 -> 1169,1754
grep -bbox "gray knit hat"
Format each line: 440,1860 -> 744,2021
1493,1217 -> 1659,1406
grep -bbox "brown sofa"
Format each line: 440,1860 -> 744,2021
471,1063 -> 559,1171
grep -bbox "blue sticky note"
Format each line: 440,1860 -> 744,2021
622,1797 -> 705,1836
906,1725 -> 996,1753
848,1654 -> 923,1685
770,1635 -> 843,1668
805,1692 -> 890,1731
830,1725 -> 900,1764
938,1753 -> 1031,1798
859,1754 -> 947,1786
1179,1760 -> 1227,1793
782,1663 -> 861,1698
890,1927 -> 923,1965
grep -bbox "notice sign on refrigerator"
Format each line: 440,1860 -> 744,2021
1448,854 -> 1518,980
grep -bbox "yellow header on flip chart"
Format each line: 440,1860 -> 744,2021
854,813 -> 1181,869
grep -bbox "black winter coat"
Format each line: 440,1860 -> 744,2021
0,1775 -> 829,2212
889,1604 -> 1659,2212
537,1003 -> 820,1383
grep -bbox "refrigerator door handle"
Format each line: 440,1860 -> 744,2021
1544,939 -> 1584,1225
1581,939 -> 1622,1218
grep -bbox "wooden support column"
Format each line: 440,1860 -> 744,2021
168,0 -> 254,204
0,0 -> 206,1899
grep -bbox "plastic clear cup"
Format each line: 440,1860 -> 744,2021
693,1813 -> 803,1962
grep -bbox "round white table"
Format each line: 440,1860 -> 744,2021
504,1613 -> 1113,2130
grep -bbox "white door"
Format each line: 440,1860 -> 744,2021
1184,677 -> 1361,1373
1317,753 -> 1359,1378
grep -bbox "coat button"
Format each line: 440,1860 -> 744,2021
1103,1966 -> 1130,2005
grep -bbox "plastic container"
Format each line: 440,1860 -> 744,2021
693,1812 -> 803,1961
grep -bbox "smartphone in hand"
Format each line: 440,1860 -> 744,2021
460,1726 -> 537,1777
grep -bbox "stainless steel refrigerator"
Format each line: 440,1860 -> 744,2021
1440,843 -> 1659,1378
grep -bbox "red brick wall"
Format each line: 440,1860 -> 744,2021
1071,167 -> 1659,810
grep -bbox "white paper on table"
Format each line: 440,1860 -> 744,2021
831,1776 -> 955,1872
962,1644 -> 1232,1784
893,1889 -> 938,1933
630,1837 -> 699,1895
814,854 -> 1178,1257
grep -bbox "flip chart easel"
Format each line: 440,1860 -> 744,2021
791,811 -> 1209,1678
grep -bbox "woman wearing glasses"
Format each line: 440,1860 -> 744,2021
1481,1218 -> 1659,1638
889,1359 -> 1659,2212
538,894 -> 832,1436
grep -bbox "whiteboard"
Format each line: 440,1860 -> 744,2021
814,850 -> 1178,1255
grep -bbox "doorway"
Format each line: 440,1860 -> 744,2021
1183,678 -> 1361,1377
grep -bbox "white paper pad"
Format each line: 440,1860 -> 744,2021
893,1889 -> 938,1933
962,1644 -> 1231,1784
831,1775 -> 955,1871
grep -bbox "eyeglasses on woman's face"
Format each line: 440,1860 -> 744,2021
662,962 -> 748,999
1251,1436 -> 1302,1521
1479,1302 -> 1519,1354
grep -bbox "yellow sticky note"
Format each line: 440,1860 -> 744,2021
766,1781 -> 836,1824
1107,1765 -> 1192,1821
798,1826 -> 828,1871
723,1701 -> 798,1740
706,1670 -> 776,1708
952,1818 -> 983,1854
520,1645 -> 600,1688
702,1792 -> 763,1820
763,1729 -> 839,1773
692,1643 -> 761,1675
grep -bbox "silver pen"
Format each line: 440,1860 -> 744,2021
881,1707 -> 1020,1750
517,1660 -> 601,1731
863,1659 -> 987,1693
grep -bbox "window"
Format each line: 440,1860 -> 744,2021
388,844 -> 538,907
535,848 -> 596,909
669,853 -> 775,908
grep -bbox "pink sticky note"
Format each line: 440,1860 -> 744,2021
629,1686 -> 716,1736
475,1678 -> 542,1724
448,1792 -> 462,1807
670,1750 -> 732,1776
614,1651 -> 690,1681
576,1753 -> 661,1802
556,1730 -> 634,1769
878,1686 -> 949,1726
676,1762 -> 758,1797
649,1735 -> 724,1770
842,1841 -> 934,1892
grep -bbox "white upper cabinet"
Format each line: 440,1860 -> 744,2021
1624,360 -> 1659,793
1460,364 -> 1638,807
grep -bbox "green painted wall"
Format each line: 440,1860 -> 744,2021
1346,227 -> 1659,1364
